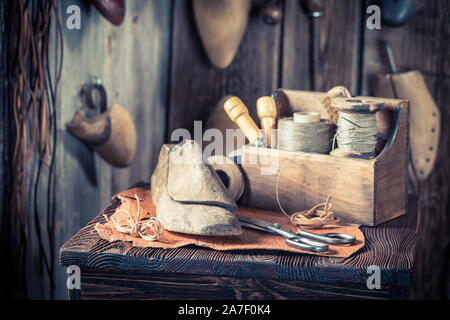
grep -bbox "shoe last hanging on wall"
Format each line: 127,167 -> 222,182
67,81 -> 137,167
90,0 -> 126,26
193,0 -> 251,69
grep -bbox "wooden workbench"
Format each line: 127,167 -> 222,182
59,184 -> 416,300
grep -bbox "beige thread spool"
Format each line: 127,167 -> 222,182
330,98 -> 384,159
278,112 -> 335,154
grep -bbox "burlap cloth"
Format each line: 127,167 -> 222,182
94,187 -> 365,258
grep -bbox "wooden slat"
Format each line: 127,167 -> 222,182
361,0 -> 450,299
50,0 -> 107,300
100,0 -> 172,203
73,268 -> 406,300
167,0 -> 281,136
282,0 -> 362,93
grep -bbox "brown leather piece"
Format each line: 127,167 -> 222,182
94,187 -> 366,258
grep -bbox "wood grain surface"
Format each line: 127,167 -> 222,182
74,268 -> 405,300
60,183 -> 416,300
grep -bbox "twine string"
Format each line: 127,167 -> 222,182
276,158 -> 341,228
108,194 -> 163,241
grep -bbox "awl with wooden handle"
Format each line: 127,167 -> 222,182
224,96 -> 266,148
257,96 -> 277,148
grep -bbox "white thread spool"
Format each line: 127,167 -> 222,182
293,112 -> 321,124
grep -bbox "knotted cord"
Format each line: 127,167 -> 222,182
106,194 -> 163,242
276,159 -> 342,229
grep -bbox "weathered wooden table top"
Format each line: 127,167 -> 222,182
59,183 -> 416,290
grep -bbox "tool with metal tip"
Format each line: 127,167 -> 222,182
257,96 -> 277,148
383,40 -> 398,74
224,96 -> 266,148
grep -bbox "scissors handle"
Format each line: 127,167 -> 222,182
285,237 -> 328,252
296,229 -> 356,245
265,225 -> 329,252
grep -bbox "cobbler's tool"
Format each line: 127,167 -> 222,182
379,0 -> 424,27
193,0 -> 251,69
278,112 -> 334,154
257,96 -> 277,148
331,98 -> 384,159
237,215 -> 355,253
262,2 -> 283,25
90,0 -> 126,26
224,96 -> 266,147
372,41 -> 440,181
301,0 -> 325,91
151,140 -> 242,236
67,79 -> 137,167
207,155 -> 245,202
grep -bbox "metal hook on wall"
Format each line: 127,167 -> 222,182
80,75 -> 108,114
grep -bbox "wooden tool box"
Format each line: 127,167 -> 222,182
238,89 -> 410,226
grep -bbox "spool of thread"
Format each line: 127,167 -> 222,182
278,112 -> 335,154
331,98 -> 384,158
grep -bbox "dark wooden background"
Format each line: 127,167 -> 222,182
1,0 -> 449,299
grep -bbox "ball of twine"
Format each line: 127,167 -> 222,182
278,117 -> 335,154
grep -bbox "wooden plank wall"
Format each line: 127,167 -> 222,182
29,0 -> 171,299
0,0 -> 448,299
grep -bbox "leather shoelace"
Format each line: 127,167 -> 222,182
5,0 -> 63,299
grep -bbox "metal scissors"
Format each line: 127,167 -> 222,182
236,215 -> 356,253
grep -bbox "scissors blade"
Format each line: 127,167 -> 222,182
238,221 -> 268,233
235,214 -> 274,229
